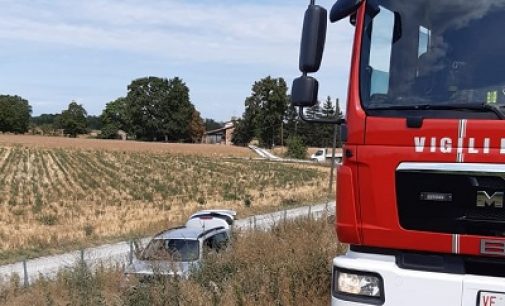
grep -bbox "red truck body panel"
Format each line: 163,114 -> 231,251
336,1 -> 505,258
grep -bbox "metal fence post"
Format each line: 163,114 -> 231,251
129,241 -> 134,265
23,260 -> 29,288
254,216 -> 257,229
308,205 -> 312,218
80,249 -> 85,268
283,210 -> 287,224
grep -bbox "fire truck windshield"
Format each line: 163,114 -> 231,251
361,0 -> 505,117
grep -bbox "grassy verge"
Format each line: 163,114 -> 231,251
0,218 -> 345,306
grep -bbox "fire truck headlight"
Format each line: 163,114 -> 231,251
333,268 -> 384,304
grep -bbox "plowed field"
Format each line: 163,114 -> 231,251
0,141 -> 328,263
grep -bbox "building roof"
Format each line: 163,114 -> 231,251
204,121 -> 235,135
204,128 -> 225,135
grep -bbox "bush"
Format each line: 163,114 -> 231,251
37,214 -> 58,226
285,136 -> 307,159
243,195 -> 252,208
83,224 -> 94,237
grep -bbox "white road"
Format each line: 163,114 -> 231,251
0,202 -> 334,284
248,145 -> 316,164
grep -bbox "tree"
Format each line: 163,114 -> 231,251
232,86 -> 261,146
86,116 -> 103,131
253,77 -> 289,148
189,109 -> 205,143
285,135 -> 307,159
31,113 -> 61,135
204,119 -> 224,131
31,114 -> 59,126
283,104 -> 299,142
160,77 -> 195,142
232,76 -> 289,148
320,96 -> 337,147
125,77 -> 195,142
0,95 -> 32,134
322,96 -> 336,118
59,101 -> 87,137
294,96 -> 345,148
100,98 -> 128,139
306,101 -> 322,119
232,117 -> 255,146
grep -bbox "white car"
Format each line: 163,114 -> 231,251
125,225 -> 230,280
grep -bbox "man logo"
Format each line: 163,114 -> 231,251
476,191 -> 504,208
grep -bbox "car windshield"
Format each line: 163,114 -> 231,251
142,239 -> 199,262
361,0 -> 505,113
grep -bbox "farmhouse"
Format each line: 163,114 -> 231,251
202,121 -> 235,145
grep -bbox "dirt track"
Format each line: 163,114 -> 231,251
0,134 -> 254,157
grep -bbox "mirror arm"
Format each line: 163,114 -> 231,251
298,106 -> 346,124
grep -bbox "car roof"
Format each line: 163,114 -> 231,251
188,211 -> 236,227
154,226 -> 225,240
189,211 -> 236,223
190,210 -> 236,218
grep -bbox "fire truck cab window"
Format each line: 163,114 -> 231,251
361,0 -> 505,116
418,26 -> 430,58
368,6 -> 395,96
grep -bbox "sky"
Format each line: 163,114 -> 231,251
0,0 -> 355,121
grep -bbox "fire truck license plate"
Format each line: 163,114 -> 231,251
479,292 -> 505,306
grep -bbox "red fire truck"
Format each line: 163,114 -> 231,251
292,0 -> 505,305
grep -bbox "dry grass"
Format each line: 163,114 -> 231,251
0,144 -> 328,263
0,135 -> 254,157
0,218 -> 345,306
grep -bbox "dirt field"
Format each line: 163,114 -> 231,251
0,134 -> 254,157
0,140 -> 329,263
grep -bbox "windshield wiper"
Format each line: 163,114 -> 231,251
368,103 -> 505,119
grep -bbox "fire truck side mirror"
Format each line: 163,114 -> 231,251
291,75 -> 319,107
299,4 -> 327,73
330,0 -> 363,23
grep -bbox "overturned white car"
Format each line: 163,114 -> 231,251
124,210 -> 236,280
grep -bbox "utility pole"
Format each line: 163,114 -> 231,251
328,124 -> 338,197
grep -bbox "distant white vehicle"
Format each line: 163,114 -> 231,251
311,148 -> 343,164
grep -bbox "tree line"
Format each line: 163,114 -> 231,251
6,76 -> 206,142
2,75 -> 342,148
232,76 -> 343,150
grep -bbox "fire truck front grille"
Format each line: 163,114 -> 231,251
396,164 -> 505,237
